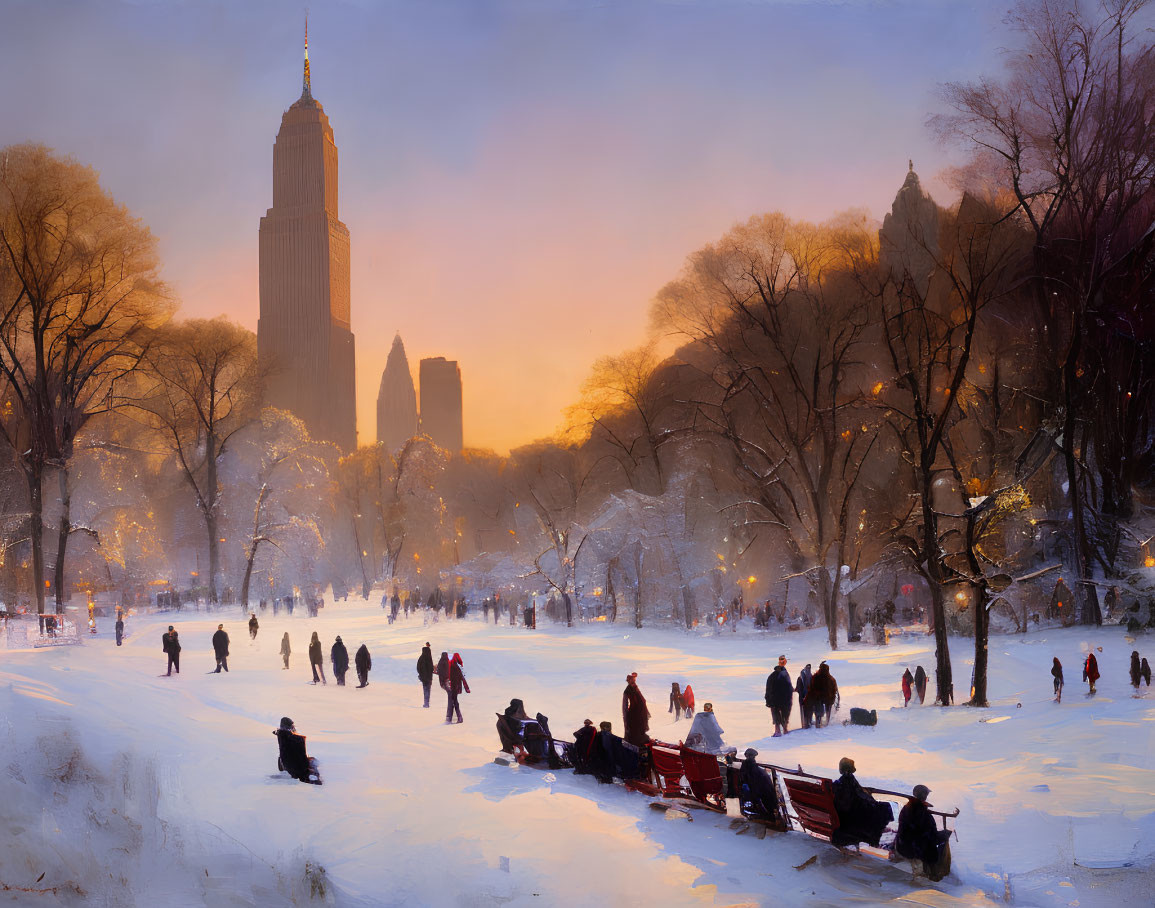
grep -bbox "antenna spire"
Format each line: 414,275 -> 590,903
301,11 -> 312,101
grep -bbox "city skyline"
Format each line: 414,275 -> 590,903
0,0 -> 1013,451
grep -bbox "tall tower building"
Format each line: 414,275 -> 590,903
376,334 -> 418,452
258,22 -> 357,451
419,357 -> 463,453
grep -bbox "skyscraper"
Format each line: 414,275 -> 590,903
376,334 -> 418,452
419,357 -> 463,453
258,23 -> 357,451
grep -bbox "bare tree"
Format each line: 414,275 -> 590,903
140,318 -> 262,604
0,144 -> 167,614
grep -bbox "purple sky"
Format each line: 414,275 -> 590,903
2,0 -> 1012,451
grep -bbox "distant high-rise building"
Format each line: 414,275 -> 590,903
376,334 -> 418,451
419,357 -> 463,453
257,21 -> 357,451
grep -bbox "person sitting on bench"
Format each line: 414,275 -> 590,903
737,748 -> 781,822
894,784 -> 952,881
273,717 -> 322,785
832,756 -> 892,847
496,699 -> 530,753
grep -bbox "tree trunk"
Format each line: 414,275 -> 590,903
929,581 -> 953,705
819,567 -> 838,650
28,461 -> 46,615
205,434 -> 221,604
54,465 -> 71,614
351,515 -> 371,599
562,591 -> 573,627
965,511 -> 990,707
680,584 -> 695,629
240,540 -> 263,607
633,543 -> 644,629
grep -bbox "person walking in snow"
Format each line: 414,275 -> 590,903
355,643 -> 372,688
806,661 -> 839,728
446,652 -> 469,722
1142,657 -> 1152,687
796,663 -> 814,728
162,626 -> 181,675
902,668 -> 914,707
669,682 -> 685,721
682,684 -> 695,718
1051,657 -> 1064,702
115,615 -> 124,646
765,655 -> 793,736
1130,651 -> 1142,689
331,635 -> 350,686
280,632 -> 291,670
622,672 -> 651,746
212,624 -> 230,673
308,631 -> 327,685
1083,651 -> 1099,694
436,651 -> 450,691
914,665 -> 928,704
417,642 -> 435,707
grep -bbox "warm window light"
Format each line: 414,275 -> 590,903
747,575 -> 757,584
1146,556 -> 1155,568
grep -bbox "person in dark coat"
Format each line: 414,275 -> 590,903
571,719 -> 597,773
212,624 -> 230,673
417,642 -> 435,707
115,615 -> 124,646
248,614 -> 259,639
436,651 -> 450,690
764,656 -> 793,736
331,636 -> 350,685
1142,657 -> 1152,687
895,784 -> 951,881
273,717 -> 321,785
446,652 -> 469,722
308,632 -> 326,684
914,665 -> 928,704
496,699 -> 530,752
795,663 -> 814,729
355,643 -> 372,688
806,661 -> 839,728
621,672 -> 650,746
1083,652 -> 1099,693
1051,657 -> 1064,702
1130,651 -> 1142,689
832,757 -> 893,847
902,668 -> 913,706
669,682 -> 685,721
738,747 -> 781,823
162,626 -> 181,675
280,632 -> 291,670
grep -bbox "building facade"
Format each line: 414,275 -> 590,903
419,357 -> 463,453
376,334 -> 418,452
257,30 -> 357,451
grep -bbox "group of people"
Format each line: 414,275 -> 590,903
1047,649 -> 1151,702
900,666 -> 930,706
299,631 -> 372,687
766,656 -> 839,735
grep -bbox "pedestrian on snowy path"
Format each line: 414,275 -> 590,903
622,672 -> 651,746
1130,651 -> 1142,689
914,665 -> 928,704
417,643 -> 435,707
1051,657 -> 1064,702
669,683 -> 685,720
902,669 -> 914,707
280,632 -> 291,669
248,614 -> 259,639
682,684 -> 695,718
162,626 -> 181,675
355,644 -> 372,688
436,651 -> 450,690
446,652 -> 469,722
805,661 -> 839,728
1142,657 -> 1152,687
1083,652 -> 1099,694
115,615 -> 124,646
765,655 -> 793,736
309,632 -> 327,685
212,624 -> 230,673
331,636 -> 350,686
796,663 -> 814,728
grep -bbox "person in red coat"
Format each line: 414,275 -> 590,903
622,673 -> 650,746
1083,652 -> 1100,694
901,669 -> 913,707
446,652 -> 470,723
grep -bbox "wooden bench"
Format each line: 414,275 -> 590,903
782,776 -> 840,840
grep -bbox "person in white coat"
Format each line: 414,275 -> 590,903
684,703 -> 736,755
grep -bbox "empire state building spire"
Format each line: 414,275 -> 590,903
301,14 -> 312,101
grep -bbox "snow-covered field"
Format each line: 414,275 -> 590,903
1,603 -> 1153,907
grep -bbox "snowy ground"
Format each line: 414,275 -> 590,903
1,604 -> 1153,907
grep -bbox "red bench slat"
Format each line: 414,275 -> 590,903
783,777 -> 840,839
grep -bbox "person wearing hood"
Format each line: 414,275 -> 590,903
436,651 -> 450,690
355,644 -> 372,688
1083,651 -> 1099,693
446,652 -> 469,722
308,632 -> 327,685
737,748 -> 781,823
273,717 -> 321,785
331,636 -> 350,686
416,642 -> 435,707
805,662 -> 839,728
795,663 -> 814,728
496,699 -> 530,752
1142,657 -> 1152,687
162,626 -> 181,675
622,673 -> 650,746
212,624 -> 230,673
669,683 -> 685,721
902,668 -> 914,707
1130,651 -> 1142,689
685,702 -> 734,755
280,632 -> 291,670
572,719 -> 597,774
1051,657 -> 1064,702
895,784 -> 952,881
914,665 -> 928,704
764,655 -> 793,736
115,614 -> 125,646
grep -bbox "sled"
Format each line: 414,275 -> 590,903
678,744 -> 727,812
